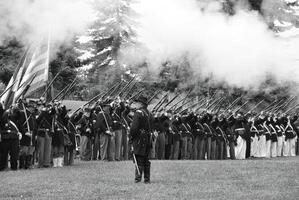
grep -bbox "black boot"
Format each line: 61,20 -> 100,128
144,165 -> 151,183
19,155 -> 25,169
135,166 -> 143,183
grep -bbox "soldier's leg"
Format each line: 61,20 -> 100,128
19,146 -> 27,169
144,157 -> 151,183
92,133 -> 99,160
193,136 -> 199,160
223,141 -> 227,159
229,141 -> 235,160
64,146 -> 69,165
198,137 -> 204,159
9,139 -> 19,170
271,141 -> 277,158
181,136 -> 187,159
211,139 -> 216,160
206,137 -> 211,160
25,146 -> 35,169
100,134 -> 108,161
151,136 -> 157,159
85,137 -> 92,160
134,155 -> 144,183
37,135 -> 45,167
114,129 -> 122,161
80,135 -> 88,160
290,137 -> 296,156
266,139 -> 271,158
173,140 -> 180,160
121,129 -> 128,160
0,140 -> 9,171
69,147 -> 74,165
108,134 -> 115,161
157,132 -> 165,160
43,133 -> 52,167
219,140 -> 224,160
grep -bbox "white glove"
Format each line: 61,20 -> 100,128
18,132 -> 22,140
25,132 -> 32,137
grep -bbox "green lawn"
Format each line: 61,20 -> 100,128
0,157 -> 298,200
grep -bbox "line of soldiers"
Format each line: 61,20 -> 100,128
1,94 -> 299,171
0,98 -> 76,171
150,110 -> 298,160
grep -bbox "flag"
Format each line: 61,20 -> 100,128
14,36 -> 50,102
0,48 -> 29,108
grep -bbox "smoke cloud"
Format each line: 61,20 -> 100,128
0,0 -> 96,50
121,0 -> 299,90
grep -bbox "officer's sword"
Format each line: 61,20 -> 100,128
132,153 -> 140,176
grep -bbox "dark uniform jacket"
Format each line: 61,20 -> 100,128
129,107 -> 153,157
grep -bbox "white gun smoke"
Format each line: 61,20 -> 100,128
120,0 -> 299,90
0,0 -> 96,52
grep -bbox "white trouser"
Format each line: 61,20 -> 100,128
282,136 -> 289,157
235,136 -> 246,160
271,142 -> 277,157
250,135 -> 258,157
277,136 -> 283,157
258,135 -> 266,158
288,137 -> 297,156
265,139 -> 271,158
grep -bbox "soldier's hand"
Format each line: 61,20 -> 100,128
18,132 -> 22,140
130,146 -> 134,153
25,132 -> 32,137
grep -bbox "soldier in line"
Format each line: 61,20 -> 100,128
0,105 -> 22,171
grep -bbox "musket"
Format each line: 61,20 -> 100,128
59,78 -> 78,101
269,97 -> 288,113
147,90 -> 161,105
280,96 -> 296,111
41,69 -> 62,98
262,98 -> 279,112
223,97 -> 241,113
272,96 -> 292,112
115,76 -> 136,98
245,99 -> 265,115
163,93 -> 180,109
168,91 -> 192,111
285,103 -> 299,114
72,92 -> 105,115
0,79 -> 17,98
179,100 -> 202,114
173,97 -> 196,113
206,97 -> 223,111
209,97 -> 226,112
128,89 -> 145,102
228,99 -> 250,118
51,82 -> 71,102
152,92 -> 169,111
181,89 -> 192,105
122,81 -> 137,99
16,72 -> 38,101
102,81 -> 123,100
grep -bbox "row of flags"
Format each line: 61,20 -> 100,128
1,36 -> 50,109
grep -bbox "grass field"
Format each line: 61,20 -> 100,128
0,157 -> 298,200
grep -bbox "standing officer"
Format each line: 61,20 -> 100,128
129,95 -> 153,183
